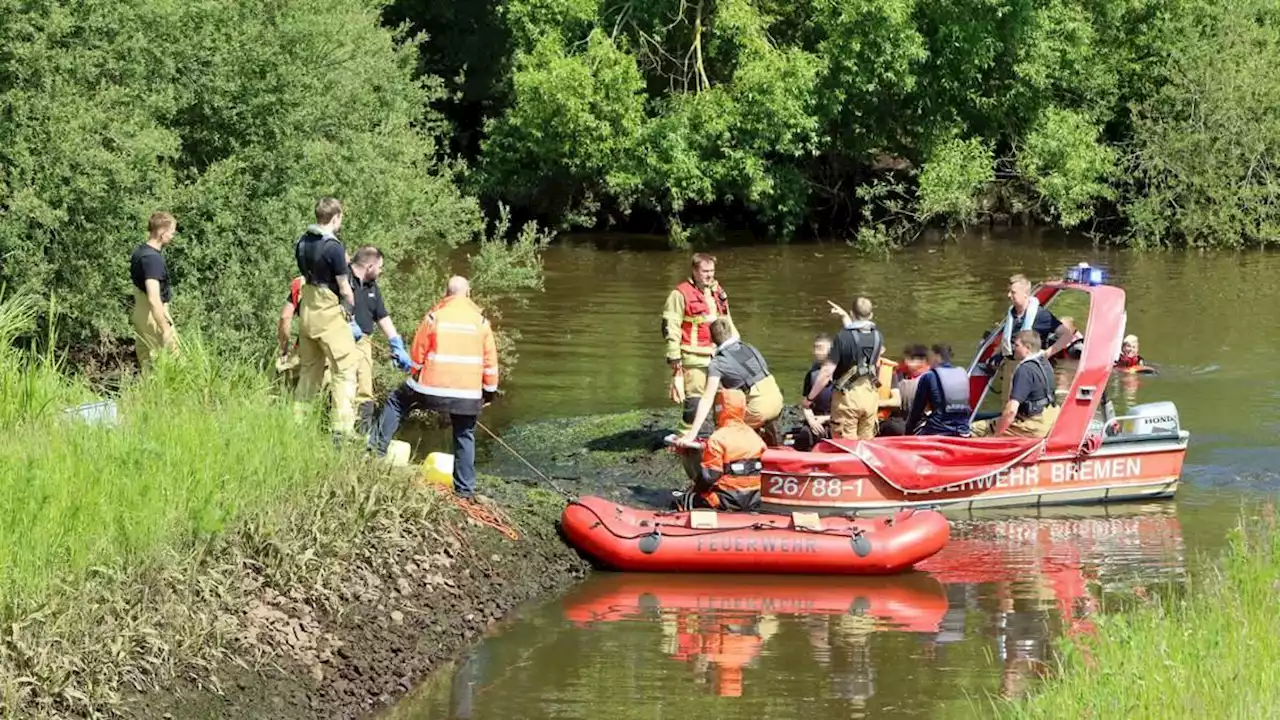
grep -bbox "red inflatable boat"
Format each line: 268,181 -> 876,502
559,495 -> 950,575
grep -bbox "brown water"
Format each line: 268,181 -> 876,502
392,228 -> 1280,717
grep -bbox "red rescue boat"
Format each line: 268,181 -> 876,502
561,571 -> 950,633
762,263 -> 1189,515
559,495 -> 950,575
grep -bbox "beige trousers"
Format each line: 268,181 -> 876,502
292,284 -> 358,434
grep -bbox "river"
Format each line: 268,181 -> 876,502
388,228 -> 1280,718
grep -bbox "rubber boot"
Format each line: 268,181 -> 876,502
680,395 -> 701,435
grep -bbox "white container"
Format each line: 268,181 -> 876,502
384,439 -> 411,467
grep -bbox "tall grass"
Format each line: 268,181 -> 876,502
0,294 -> 352,617
0,294 -> 90,427
998,510 -> 1280,718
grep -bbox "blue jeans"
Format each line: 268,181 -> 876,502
373,384 -> 478,498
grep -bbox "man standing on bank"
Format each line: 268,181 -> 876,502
803,297 -> 884,440
662,253 -> 738,434
346,245 -> 415,436
292,197 -> 360,441
130,211 -> 180,371
371,276 -> 499,501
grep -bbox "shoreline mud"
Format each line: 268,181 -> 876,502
119,408 -> 694,719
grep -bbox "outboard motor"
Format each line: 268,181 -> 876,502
1108,401 -> 1180,437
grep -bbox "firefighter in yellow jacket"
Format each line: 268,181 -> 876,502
663,253 -> 739,433
673,388 -> 766,512
371,276 -> 499,500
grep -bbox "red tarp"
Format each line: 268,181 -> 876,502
764,436 -> 1045,494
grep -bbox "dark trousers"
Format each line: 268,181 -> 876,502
877,416 -> 907,437
373,384 -> 478,498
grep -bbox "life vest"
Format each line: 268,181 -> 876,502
875,358 -> 899,420
407,294 -> 499,413
294,226 -> 341,294
1116,353 -> 1144,369
833,321 -> 883,392
697,389 -> 765,509
714,340 -> 770,391
1016,354 -> 1057,417
931,365 -> 973,415
676,280 -> 729,356
914,364 -> 974,437
1001,297 -> 1040,357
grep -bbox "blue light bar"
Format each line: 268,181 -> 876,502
1064,262 -> 1105,286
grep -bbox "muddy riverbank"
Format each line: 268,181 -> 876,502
124,409 -> 698,720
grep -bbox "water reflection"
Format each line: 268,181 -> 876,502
562,573 -> 949,700
919,505 -> 1185,701
393,506 -> 1185,719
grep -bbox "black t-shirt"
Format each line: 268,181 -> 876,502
351,271 -> 389,336
296,232 -> 349,296
827,330 -> 856,380
130,243 -> 171,303
1010,357 -> 1053,414
802,363 -> 833,416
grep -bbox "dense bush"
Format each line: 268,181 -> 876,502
0,0 -> 545,359
389,0 -> 1280,248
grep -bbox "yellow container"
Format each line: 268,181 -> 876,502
384,440 -> 411,467
423,452 -> 454,487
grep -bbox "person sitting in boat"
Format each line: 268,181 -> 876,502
878,344 -> 928,436
680,319 -> 784,445
905,343 -> 973,437
674,388 -> 766,512
787,333 -> 834,451
1055,316 -> 1085,359
1117,334 -> 1145,369
971,330 -> 1060,438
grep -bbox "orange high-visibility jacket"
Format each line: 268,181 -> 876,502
697,389 -> 766,507
406,294 -> 499,415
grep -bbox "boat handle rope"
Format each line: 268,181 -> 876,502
572,502 -> 877,542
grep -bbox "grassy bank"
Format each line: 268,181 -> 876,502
0,296 -> 587,718
997,510 -> 1280,718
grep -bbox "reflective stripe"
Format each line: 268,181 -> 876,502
483,368 -> 498,376
407,379 -> 482,399
482,384 -> 498,392
438,321 -> 480,333
683,315 -> 710,323
427,352 -> 483,365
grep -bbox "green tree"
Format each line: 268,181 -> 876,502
479,30 -> 647,228
385,0 -> 1277,247
1018,108 -> 1117,228
1123,0 -> 1280,248
0,0 -> 544,363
